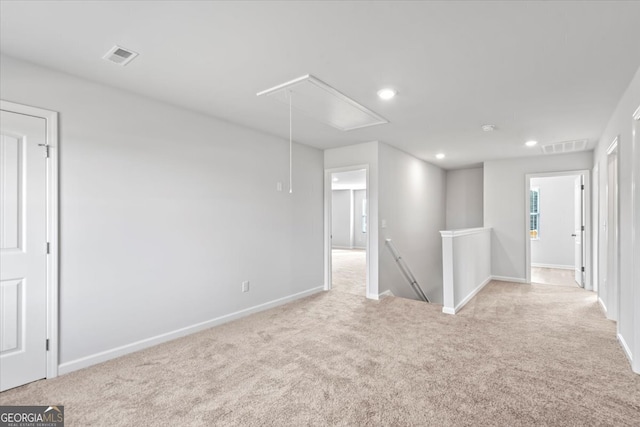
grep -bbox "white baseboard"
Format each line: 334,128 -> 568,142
378,290 -> 394,299
491,275 -> 528,284
618,333 -> 633,365
442,276 -> 491,315
58,286 -> 324,375
531,263 -> 574,270
598,297 -> 608,315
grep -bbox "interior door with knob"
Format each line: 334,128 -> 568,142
0,109 -> 48,391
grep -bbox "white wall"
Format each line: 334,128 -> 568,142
445,167 -> 483,229
0,55 -> 324,370
530,175 -> 576,268
325,141 -> 379,297
331,190 -> 352,248
592,64 -> 640,373
378,143 -> 446,303
484,152 -> 592,282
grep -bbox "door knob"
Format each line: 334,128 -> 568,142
571,234 -> 577,237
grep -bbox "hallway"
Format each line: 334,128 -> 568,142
331,249 -> 366,296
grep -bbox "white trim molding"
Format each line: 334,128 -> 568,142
1,100 -> 59,380
618,333 -> 633,365
633,106 -> 640,374
378,290 -> 394,299
439,227 -> 488,238
531,263 -> 574,270
59,286 -> 324,375
491,276 -> 528,284
598,297 -> 608,316
443,276 -> 492,315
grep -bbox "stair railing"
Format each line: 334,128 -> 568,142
385,239 -> 429,303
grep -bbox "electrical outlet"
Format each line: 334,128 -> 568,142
242,281 -> 250,292
276,182 -> 283,192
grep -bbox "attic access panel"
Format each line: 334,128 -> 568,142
257,75 -> 388,131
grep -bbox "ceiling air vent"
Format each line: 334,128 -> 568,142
103,45 -> 138,66
541,139 -> 588,155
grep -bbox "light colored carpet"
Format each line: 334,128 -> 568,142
331,249 -> 366,296
531,267 -> 579,287
1,281 -> 639,426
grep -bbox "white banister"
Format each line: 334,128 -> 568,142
440,227 -> 492,314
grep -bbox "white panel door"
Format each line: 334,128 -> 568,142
0,110 -> 47,391
574,176 -> 584,286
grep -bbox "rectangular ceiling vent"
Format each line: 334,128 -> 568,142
257,74 -> 388,131
541,139 -> 588,155
103,45 -> 138,66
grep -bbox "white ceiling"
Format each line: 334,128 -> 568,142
2,1 -> 640,169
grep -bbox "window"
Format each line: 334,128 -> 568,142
530,188 -> 540,239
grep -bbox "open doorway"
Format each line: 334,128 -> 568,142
328,169 -> 367,296
525,170 -> 591,290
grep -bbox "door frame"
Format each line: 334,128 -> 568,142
606,138 -> 619,322
324,165 -> 371,298
1,100 -> 59,379
632,105 -> 640,374
524,170 -> 592,290
592,163 -> 599,293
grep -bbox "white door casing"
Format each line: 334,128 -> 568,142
0,101 -> 58,390
525,170 -> 591,290
574,176 -> 584,286
605,139 -> 619,322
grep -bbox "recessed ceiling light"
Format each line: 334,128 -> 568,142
377,88 -> 397,100
482,124 -> 496,132
436,153 -> 445,160
525,140 -> 538,147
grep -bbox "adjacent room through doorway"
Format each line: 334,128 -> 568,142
330,169 -> 367,296
528,173 -> 586,288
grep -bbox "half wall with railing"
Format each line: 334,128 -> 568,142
440,227 -> 492,314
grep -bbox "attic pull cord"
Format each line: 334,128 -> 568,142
289,90 -> 293,194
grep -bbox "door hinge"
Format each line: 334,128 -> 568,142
581,225 -> 585,231
46,339 -> 49,351
45,242 -> 50,254
581,184 -> 584,190
38,143 -> 50,158
581,267 -> 585,272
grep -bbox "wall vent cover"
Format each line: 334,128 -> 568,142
103,45 -> 138,66
541,139 -> 588,155
257,74 -> 388,131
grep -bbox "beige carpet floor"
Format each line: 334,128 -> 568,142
331,249 -> 366,296
1,281 -> 639,426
